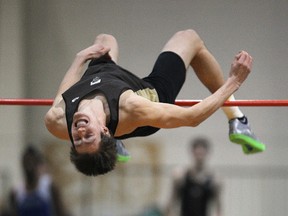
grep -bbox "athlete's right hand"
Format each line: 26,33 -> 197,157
228,51 -> 253,88
77,44 -> 111,62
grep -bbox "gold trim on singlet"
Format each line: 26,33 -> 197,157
135,88 -> 159,102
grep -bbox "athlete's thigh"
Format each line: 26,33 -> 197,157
161,29 -> 202,69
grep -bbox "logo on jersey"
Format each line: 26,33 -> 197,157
72,97 -> 79,103
90,77 -> 101,86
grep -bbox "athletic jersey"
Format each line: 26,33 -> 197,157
62,55 -> 160,143
15,175 -> 53,216
179,171 -> 216,216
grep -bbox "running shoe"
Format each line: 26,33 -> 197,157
116,140 -> 131,162
229,116 -> 266,154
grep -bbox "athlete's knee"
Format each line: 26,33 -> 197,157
175,29 -> 204,48
94,33 -> 117,44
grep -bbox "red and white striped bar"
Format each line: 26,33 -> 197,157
1,98 -> 288,106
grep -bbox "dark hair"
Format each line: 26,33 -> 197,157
70,133 -> 117,176
191,137 -> 210,151
22,145 -> 44,190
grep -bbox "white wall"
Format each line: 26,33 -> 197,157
0,0 -> 24,192
1,0 -> 288,215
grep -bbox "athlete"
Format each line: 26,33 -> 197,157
45,29 -> 266,176
166,137 -> 222,216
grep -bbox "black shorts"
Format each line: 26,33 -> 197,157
88,51 -> 186,104
143,51 -> 186,104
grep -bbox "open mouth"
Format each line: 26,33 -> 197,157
73,112 -> 89,128
75,119 -> 88,128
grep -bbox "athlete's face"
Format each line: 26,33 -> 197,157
192,146 -> 209,166
71,112 -> 108,154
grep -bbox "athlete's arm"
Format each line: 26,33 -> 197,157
127,81 -> 236,129
165,167 -> 186,216
127,52 -> 252,129
213,177 -> 223,216
44,44 -> 110,140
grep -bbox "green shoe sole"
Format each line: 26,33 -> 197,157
229,134 -> 266,154
117,154 -> 131,163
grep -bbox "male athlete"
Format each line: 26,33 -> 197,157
166,137 -> 222,216
45,29 -> 266,176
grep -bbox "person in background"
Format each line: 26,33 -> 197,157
166,137 -> 222,216
9,145 -> 70,216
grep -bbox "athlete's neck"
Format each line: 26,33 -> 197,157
94,94 -> 110,124
78,96 -> 110,125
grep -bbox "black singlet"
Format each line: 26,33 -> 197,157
179,171 -> 216,216
62,55 -> 160,144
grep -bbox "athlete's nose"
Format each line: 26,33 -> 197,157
77,127 -> 86,137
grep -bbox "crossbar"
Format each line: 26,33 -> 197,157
1,98 -> 288,106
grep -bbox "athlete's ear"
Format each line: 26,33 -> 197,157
102,126 -> 110,136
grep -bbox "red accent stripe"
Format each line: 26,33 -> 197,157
175,99 -> 288,107
1,98 -> 288,106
